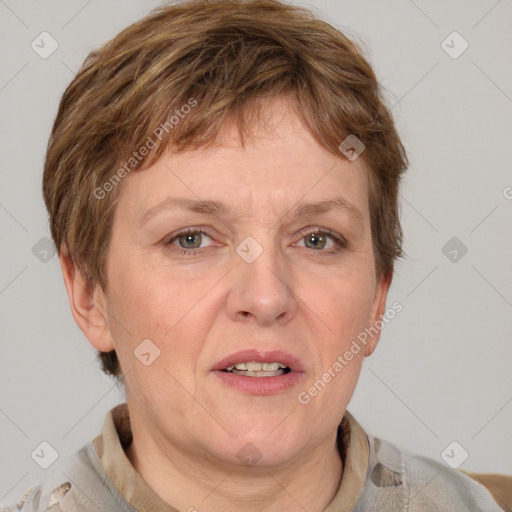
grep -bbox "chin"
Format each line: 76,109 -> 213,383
209,425 -> 307,467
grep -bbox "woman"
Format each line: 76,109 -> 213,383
3,1 -> 510,511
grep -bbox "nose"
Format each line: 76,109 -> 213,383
225,238 -> 298,326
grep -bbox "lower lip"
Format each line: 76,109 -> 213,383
212,370 -> 304,394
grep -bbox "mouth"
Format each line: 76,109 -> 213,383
211,350 -> 305,394
221,361 -> 292,377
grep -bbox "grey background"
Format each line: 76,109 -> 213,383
1,0 -> 511,504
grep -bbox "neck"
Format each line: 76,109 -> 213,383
125,424 -> 343,512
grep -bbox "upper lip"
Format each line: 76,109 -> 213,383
211,349 -> 305,372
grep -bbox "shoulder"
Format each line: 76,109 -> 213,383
461,471 -> 512,512
351,435 -> 508,511
0,442 -> 136,512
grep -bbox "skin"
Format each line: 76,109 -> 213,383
60,96 -> 391,512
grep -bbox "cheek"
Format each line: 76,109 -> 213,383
306,268 -> 376,338
108,256 -> 180,329
303,273 -> 374,411
107,261 -> 215,365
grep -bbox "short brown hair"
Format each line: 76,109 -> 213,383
42,0 -> 408,383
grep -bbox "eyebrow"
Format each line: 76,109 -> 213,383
139,196 -> 364,227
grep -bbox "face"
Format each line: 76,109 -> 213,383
69,97 -> 389,468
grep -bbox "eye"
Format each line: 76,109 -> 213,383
163,227 -> 347,257
296,228 -> 347,253
165,229 -> 213,255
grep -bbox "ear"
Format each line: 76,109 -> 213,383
363,272 -> 392,357
59,245 -> 115,353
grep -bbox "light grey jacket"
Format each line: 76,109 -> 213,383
1,434 -> 505,511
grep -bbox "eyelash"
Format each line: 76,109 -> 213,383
164,227 -> 347,257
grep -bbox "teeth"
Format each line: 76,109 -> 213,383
225,361 -> 287,372
241,370 -> 284,377
262,362 -> 284,371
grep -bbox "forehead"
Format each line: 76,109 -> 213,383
117,98 -> 370,224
